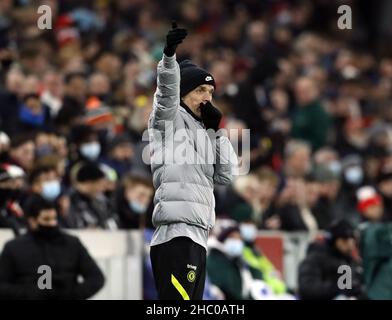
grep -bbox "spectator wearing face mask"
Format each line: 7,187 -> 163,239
233,208 -> 288,296
207,225 -> 252,300
0,163 -> 26,235
64,124 -> 102,187
0,196 -> 105,299
115,174 -> 153,229
25,165 -> 73,228
83,96 -> 115,154
68,124 -> 102,164
335,155 -> 366,227
28,165 -> 62,202
342,155 -> 365,188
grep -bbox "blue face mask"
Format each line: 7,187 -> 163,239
80,142 -> 101,160
344,166 -> 363,185
41,180 -> 61,201
223,238 -> 244,258
129,201 -> 147,215
240,224 -> 257,242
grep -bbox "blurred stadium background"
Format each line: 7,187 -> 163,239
0,0 -> 392,300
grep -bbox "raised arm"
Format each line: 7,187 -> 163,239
151,22 -> 187,127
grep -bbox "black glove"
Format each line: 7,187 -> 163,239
200,102 -> 222,132
163,21 -> 187,57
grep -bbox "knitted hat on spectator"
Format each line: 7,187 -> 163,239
327,219 -> 355,242
76,162 -> 105,182
84,97 -> 113,126
217,225 -> 240,243
179,60 -> 216,98
55,14 -> 80,48
356,186 -> 382,213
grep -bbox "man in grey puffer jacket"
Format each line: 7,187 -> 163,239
149,22 -> 237,300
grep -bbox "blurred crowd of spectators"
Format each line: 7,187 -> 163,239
1,0 -> 392,300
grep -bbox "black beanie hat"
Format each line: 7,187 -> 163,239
69,124 -> 96,145
76,162 -> 105,182
179,60 -> 216,98
327,219 -> 355,243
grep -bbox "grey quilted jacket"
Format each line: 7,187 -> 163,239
148,54 -> 236,231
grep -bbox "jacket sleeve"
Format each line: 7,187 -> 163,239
150,54 -> 180,130
297,254 -> 337,300
213,135 -> 238,185
72,239 -> 105,300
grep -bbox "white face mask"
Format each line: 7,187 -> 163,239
224,238 -> 244,258
41,180 -> 61,201
240,223 -> 258,242
129,201 -> 147,214
80,142 -> 101,160
344,166 -> 363,185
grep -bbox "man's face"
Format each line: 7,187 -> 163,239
319,181 -> 340,200
67,76 -> 87,102
335,237 -> 355,256
87,178 -> 107,196
10,141 -> 35,170
25,96 -> 42,114
294,77 -> 318,106
379,179 -> 392,197
288,148 -> 311,176
89,74 -> 110,96
29,208 -> 58,230
112,143 -> 134,161
364,204 -> 383,221
305,181 -> 320,207
182,84 -> 214,118
259,180 -> 277,201
37,209 -> 58,227
32,170 -> 58,193
44,73 -> 63,97
0,178 -> 24,190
